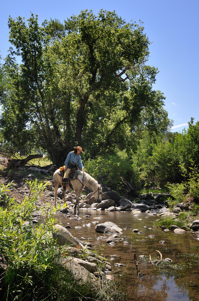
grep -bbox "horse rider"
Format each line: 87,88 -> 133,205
62,146 -> 84,187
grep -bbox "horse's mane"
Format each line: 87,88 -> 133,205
79,171 -> 98,187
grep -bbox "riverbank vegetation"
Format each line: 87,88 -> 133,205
0,181 -> 124,301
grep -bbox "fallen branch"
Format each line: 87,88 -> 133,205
156,250 -> 163,261
156,250 -> 163,266
149,250 -> 163,266
7,154 -> 44,168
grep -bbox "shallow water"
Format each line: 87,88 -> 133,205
56,209 -> 199,301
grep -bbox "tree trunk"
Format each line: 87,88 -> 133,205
75,97 -> 88,144
48,146 -> 71,169
7,154 -> 43,168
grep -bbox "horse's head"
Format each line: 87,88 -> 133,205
97,184 -> 103,202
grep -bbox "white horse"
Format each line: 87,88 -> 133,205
53,169 -> 102,215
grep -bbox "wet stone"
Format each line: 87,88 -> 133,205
133,229 -> 139,233
174,228 -> 186,234
148,235 -> 155,239
65,225 -> 71,228
114,263 -> 125,267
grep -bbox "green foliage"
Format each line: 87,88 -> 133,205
0,180 -> 60,299
166,183 -> 187,205
85,150 -> 140,192
133,131 -> 181,187
178,211 -> 189,220
166,169 -> 199,210
0,182 -> 91,300
187,171 -> 199,201
140,188 -> 168,194
0,181 -> 124,300
192,204 -> 199,214
133,120 -> 199,188
0,10 -> 168,165
154,216 -> 184,229
0,182 -> 12,205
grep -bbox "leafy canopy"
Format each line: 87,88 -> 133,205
0,10 -> 169,165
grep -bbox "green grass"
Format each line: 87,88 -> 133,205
140,188 -> 169,194
154,216 -> 185,229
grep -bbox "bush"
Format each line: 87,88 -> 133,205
0,180 -> 125,301
84,151 -> 141,193
166,182 -> 187,205
0,180 -> 61,300
0,181 -> 95,301
188,172 -> 199,202
154,216 -> 184,229
133,121 -> 199,187
166,169 -> 199,209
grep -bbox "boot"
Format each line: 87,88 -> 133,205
62,178 -> 68,190
62,178 -> 68,183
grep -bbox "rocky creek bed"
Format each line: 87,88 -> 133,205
1,171 -> 199,300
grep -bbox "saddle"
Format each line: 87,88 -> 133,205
59,166 -> 79,190
68,168 -> 79,180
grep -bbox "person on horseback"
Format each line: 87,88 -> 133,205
62,146 -> 84,186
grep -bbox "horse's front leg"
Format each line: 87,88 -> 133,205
74,191 -> 80,215
74,197 -> 79,215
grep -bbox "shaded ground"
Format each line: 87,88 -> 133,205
0,164 -> 55,205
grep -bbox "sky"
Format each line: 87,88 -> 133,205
0,0 -> 199,132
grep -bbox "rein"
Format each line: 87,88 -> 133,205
76,172 -> 85,194
76,172 -> 101,199
92,186 -> 101,199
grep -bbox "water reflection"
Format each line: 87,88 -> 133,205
55,210 -> 199,301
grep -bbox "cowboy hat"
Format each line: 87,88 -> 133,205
74,146 -> 84,153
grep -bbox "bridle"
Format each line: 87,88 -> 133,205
92,185 -> 102,200
76,172 -> 102,200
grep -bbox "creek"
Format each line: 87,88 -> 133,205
56,209 -> 199,301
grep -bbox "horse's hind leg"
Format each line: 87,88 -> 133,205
54,180 -> 59,207
62,184 -> 66,204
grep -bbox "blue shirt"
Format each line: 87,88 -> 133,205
64,151 -> 83,169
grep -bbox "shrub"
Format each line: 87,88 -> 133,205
84,151 -> 141,192
166,182 -> 187,205
0,180 -> 61,300
154,216 -> 184,229
188,172 -> 199,202
0,181 -> 94,301
0,181 -> 124,301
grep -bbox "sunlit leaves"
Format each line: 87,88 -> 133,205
1,10 -> 169,164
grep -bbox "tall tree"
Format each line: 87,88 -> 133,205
0,10 -> 169,166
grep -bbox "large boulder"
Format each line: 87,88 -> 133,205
131,203 -> 150,212
106,206 -> 116,212
61,257 -> 99,291
84,192 -> 96,205
118,198 -> 132,210
102,190 -> 121,205
191,220 -> 199,231
53,224 -> 83,247
72,258 -> 98,273
97,199 -> 115,209
95,222 -> 122,234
